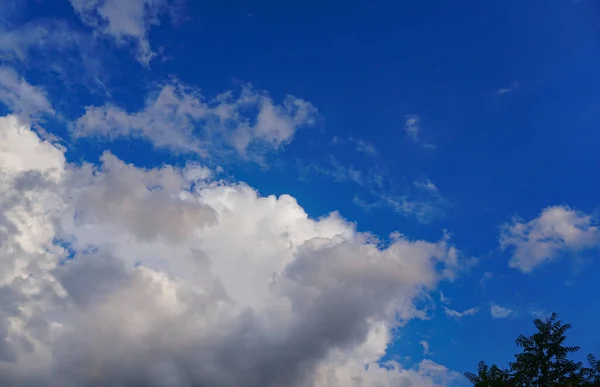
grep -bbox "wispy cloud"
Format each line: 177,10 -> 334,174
404,115 -> 420,141
439,291 -> 452,305
331,136 -> 378,157
413,178 -> 438,192
497,81 -> 519,95
297,156 -> 365,186
479,271 -> 492,285
69,0 -> 172,66
352,180 -> 450,224
0,19 -> 109,94
404,114 -> 436,149
527,305 -> 549,319
357,177 -> 451,224
443,306 -> 479,319
373,193 -> 449,224
420,340 -> 430,355
353,138 -> 378,156
300,125 -> 447,223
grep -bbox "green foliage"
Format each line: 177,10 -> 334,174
464,313 -> 599,387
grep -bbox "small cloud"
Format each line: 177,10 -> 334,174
479,271 -> 492,285
353,138 -> 378,156
404,114 -> 421,142
420,340 -> 430,355
413,178 -> 438,193
443,306 -> 479,319
404,115 -> 435,149
497,81 -> 519,95
490,304 -> 515,319
499,205 -> 600,273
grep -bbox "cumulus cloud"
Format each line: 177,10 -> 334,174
0,114 -> 466,386
443,306 -> 479,319
72,80 -> 317,162
490,304 -> 515,319
0,67 -> 53,119
500,206 -> 600,272
69,0 -> 169,65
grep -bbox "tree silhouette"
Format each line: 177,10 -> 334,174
465,313 -> 599,387
464,361 -> 512,387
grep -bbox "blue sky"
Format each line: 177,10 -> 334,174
1,0 -> 600,385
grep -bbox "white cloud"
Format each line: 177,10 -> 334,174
0,114 -> 465,386
404,115 -> 435,149
443,306 -> 479,319
72,80 -> 317,162
420,340 -> 430,355
69,0 -> 169,65
500,205 -> 600,272
490,304 -> 514,319
0,67 -> 53,119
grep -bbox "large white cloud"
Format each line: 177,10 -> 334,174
0,114 -> 465,386
500,206 -> 600,272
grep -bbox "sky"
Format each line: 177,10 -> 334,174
0,0 -> 599,386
